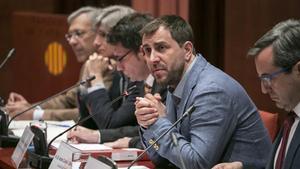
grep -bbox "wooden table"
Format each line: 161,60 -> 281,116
0,147 -> 154,169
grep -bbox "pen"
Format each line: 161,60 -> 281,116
48,123 -> 71,128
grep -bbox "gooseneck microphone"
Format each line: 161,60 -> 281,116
7,76 -> 96,127
47,85 -> 137,152
0,48 -> 15,69
127,105 -> 195,169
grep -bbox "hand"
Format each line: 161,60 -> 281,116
104,137 -> 132,148
5,94 -> 34,120
85,53 -> 114,86
67,126 -> 100,144
7,92 -> 26,104
135,93 -> 165,128
211,162 -> 243,169
81,62 -> 91,86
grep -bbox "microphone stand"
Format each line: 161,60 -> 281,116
7,76 -> 95,127
0,76 -> 95,148
0,48 -> 16,147
28,85 -> 137,169
127,105 -> 195,169
0,48 -> 15,69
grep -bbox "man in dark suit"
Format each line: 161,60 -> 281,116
212,19 -> 300,169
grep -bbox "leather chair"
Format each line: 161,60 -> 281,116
259,110 -> 279,142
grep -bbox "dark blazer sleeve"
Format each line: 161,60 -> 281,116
78,90 -> 99,129
100,126 -> 139,143
79,72 -> 122,129
129,136 -> 143,149
85,80 -> 144,129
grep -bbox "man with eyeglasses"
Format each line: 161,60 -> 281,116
212,19 -> 300,169
5,7 -> 104,121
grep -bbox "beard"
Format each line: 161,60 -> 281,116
155,61 -> 185,88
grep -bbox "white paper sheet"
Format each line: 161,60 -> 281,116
51,141 -> 113,151
9,120 -> 75,143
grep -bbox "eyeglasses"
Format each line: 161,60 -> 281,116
116,50 -> 132,62
65,30 -> 89,42
259,67 -> 289,88
96,29 -> 107,38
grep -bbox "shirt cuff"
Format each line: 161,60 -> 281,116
33,106 -> 44,120
87,82 -> 105,93
97,130 -> 101,143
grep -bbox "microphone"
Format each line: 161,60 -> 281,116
0,109 -> 19,147
0,48 -> 15,69
0,109 -> 9,135
127,105 -> 195,169
7,76 -> 96,127
47,84 -> 137,152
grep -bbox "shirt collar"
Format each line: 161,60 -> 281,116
293,102 -> 300,118
144,74 -> 155,87
172,57 -> 197,100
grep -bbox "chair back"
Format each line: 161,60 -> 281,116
259,110 -> 279,142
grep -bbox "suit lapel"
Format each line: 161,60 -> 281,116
283,123 -> 300,169
177,56 -> 207,124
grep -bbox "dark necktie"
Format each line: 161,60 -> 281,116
275,111 -> 296,169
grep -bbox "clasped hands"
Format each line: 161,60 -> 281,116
82,53 -> 116,87
135,93 -> 166,128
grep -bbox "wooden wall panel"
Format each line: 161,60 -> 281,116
131,0 -> 189,20
189,0 -> 224,67
0,0 -> 60,102
0,12 -> 81,103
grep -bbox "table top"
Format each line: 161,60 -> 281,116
0,147 -> 154,169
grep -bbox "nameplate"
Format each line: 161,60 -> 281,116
11,126 -> 34,168
49,141 -> 81,169
111,150 -> 138,161
84,156 -> 116,169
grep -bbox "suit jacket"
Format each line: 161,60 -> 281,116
99,82 -> 168,148
141,54 -> 272,169
266,123 -> 300,169
79,72 -> 144,130
40,62 -> 114,121
41,87 -> 78,121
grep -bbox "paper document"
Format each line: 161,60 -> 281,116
51,141 -> 113,151
9,120 -> 75,143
